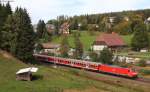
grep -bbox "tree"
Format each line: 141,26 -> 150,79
131,23 -> 149,51
0,2 -> 12,49
1,2 -> 12,26
90,52 -> 98,62
113,20 -> 132,35
14,8 -> 35,62
60,36 -> 69,57
0,3 -> 3,47
138,59 -> 146,67
87,24 -> 97,35
73,32 -> 83,59
2,15 -> 18,54
47,19 -> 59,34
36,20 -> 51,42
36,20 -> 46,40
34,43 -> 43,53
99,48 -> 113,64
5,2 -> 12,16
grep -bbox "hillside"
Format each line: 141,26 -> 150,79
0,51 -> 150,92
48,9 -> 150,32
52,31 -> 100,50
52,31 -> 132,50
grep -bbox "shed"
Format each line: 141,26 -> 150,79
16,67 -> 38,81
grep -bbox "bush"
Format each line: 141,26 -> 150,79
139,69 -> 150,75
138,60 -> 147,67
90,52 -> 98,62
48,53 -> 55,56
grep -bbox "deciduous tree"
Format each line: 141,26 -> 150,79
99,48 -> 113,64
131,23 -> 149,51
60,36 -> 69,57
73,32 -> 83,59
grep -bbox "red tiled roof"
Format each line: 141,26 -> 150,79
95,33 -> 126,47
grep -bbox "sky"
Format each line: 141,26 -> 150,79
9,0 -> 150,24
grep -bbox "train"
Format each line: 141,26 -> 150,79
33,54 -> 138,78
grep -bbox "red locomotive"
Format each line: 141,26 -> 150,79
34,54 -> 138,78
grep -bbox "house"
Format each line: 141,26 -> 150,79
109,17 -> 116,24
68,48 -> 75,56
46,24 -> 55,34
124,17 -> 129,21
92,33 -> 126,52
59,22 -> 70,35
33,24 -> 37,32
147,17 -> 150,21
140,48 -> 148,52
144,17 -> 150,24
41,43 -> 60,55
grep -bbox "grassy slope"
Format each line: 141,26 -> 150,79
52,31 -> 100,50
52,31 -> 133,50
121,35 -> 132,46
52,31 -> 150,59
1,52 -> 150,92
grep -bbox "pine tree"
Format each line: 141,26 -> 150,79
0,3 -> 2,47
0,2 -> 12,48
36,20 -> 46,39
14,8 -> 35,62
5,2 -> 12,15
2,15 -> 18,53
131,23 -> 149,51
36,20 -> 51,42
60,36 -> 69,57
1,2 -> 12,25
99,48 -> 113,64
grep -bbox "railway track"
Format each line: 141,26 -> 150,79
136,77 -> 150,83
39,60 -> 150,84
35,53 -> 150,84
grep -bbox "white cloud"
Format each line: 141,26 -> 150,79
10,0 -> 150,24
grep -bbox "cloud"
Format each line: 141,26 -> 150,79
10,0 -> 150,24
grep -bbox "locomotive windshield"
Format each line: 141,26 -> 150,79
130,68 -> 137,72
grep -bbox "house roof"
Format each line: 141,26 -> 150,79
147,17 -> 150,21
42,43 -> 60,49
16,67 -> 38,74
95,33 -> 126,47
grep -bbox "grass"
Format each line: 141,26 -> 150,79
52,31 -> 150,59
0,52 -> 150,92
52,31 -> 150,51
52,31 -> 134,51
121,35 -> 132,46
52,31 -> 100,50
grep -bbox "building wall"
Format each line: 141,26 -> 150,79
93,45 -> 107,51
